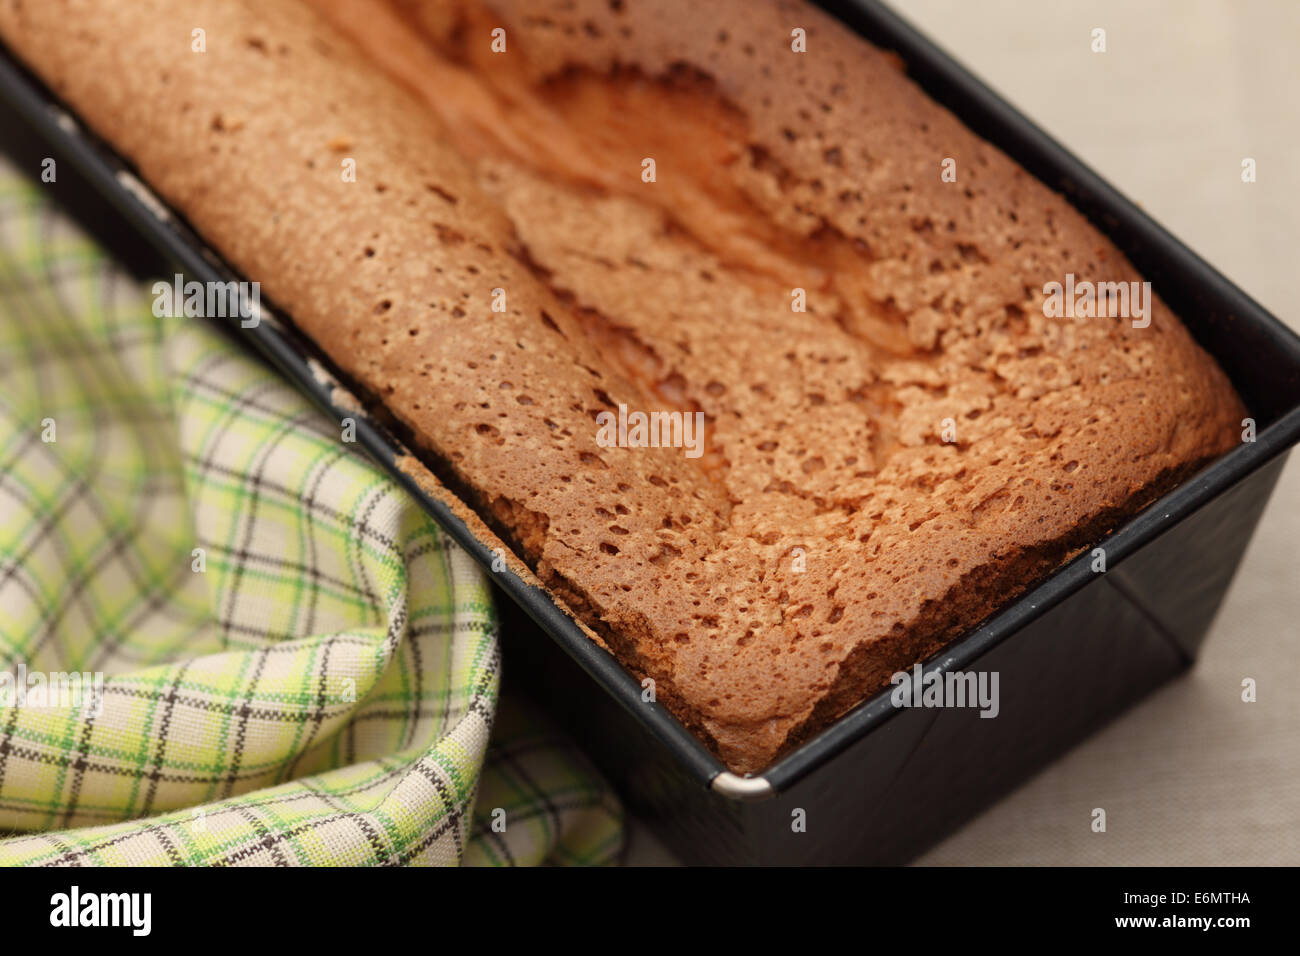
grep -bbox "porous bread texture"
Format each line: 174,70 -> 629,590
0,0 -> 1245,772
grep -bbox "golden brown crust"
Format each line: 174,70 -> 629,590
0,0 -> 1245,771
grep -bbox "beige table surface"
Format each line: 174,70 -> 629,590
627,0 -> 1300,866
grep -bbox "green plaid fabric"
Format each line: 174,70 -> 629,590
0,156 -> 622,866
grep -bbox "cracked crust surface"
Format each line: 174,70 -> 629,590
0,0 -> 1245,771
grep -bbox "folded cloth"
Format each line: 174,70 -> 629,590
0,157 -> 622,866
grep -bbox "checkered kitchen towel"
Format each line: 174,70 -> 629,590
0,157 -> 622,866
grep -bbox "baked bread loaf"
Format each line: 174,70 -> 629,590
0,0 -> 1245,772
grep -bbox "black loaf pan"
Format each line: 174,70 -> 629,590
1,0 -> 1298,866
